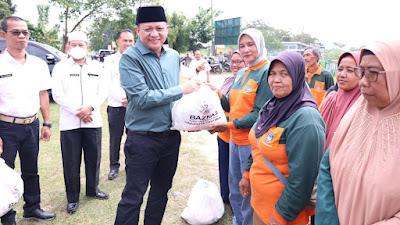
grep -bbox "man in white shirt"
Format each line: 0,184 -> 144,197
103,29 -> 134,180
0,16 -> 56,224
188,50 -> 211,83
218,51 -> 225,65
52,31 -> 109,214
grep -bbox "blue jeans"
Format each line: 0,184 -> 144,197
229,141 -> 253,225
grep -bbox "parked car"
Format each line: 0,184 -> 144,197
0,37 -> 66,95
0,37 -> 66,75
91,49 -> 114,62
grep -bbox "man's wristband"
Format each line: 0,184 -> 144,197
196,68 -> 199,73
43,123 -> 52,128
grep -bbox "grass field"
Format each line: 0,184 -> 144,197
11,76 -> 233,225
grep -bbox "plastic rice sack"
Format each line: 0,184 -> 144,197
181,179 -> 224,225
171,85 -> 226,131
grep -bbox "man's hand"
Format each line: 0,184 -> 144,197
239,177 -> 250,198
40,126 -> 51,141
196,62 -> 207,72
180,80 -> 202,94
121,97 -> 128,108
208,122 -> 228,134
76,105 -> 94,123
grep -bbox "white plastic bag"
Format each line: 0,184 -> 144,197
171,85 -> 226,131
181,179 -> 224,225
0,158 -> 24,217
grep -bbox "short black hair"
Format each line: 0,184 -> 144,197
117,29 -> 134,40
1,16 -> 25,32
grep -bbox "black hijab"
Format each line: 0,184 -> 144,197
255,51 -> 317,137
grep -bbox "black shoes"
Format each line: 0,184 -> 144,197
108,169 -> 118,180
2,219 -> 16,225
67,202 -> 79,214
87,189 -> 109,200
22,208 -> 56,221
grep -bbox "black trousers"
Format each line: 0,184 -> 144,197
115,130 -> 181,225
217,136 -> 230,203
60,128 -> 102,203
107,106 -> 126,171
0,119 -> 41,223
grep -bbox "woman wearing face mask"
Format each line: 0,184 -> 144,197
217,50 -> 246,204
319,52 -> 361,151
209,28 -> 274,225
316,40 -> 400,225
239,51 -> 325,225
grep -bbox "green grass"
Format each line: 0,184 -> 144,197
11,101 -> 233,225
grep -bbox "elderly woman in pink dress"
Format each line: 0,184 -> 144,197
316,39 -> 400,225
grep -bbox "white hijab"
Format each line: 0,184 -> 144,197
237,28 -> 268,67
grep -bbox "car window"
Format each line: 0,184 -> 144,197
26,44 -> 48,61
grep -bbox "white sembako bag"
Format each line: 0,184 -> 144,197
171,85 -> 226,131
181,179 -> 224,225
0,158 -> 24,217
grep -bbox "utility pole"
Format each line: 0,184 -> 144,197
211,0 -> 215,56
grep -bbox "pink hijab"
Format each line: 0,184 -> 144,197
320,52 -> 361,151
330,40 -> 400,225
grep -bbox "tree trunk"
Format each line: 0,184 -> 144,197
61,6 -> 69,53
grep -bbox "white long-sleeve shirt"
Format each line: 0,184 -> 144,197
52,58 -> 108,131
103,52 -> 126,107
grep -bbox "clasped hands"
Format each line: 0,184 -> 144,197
76,105 -> 94,123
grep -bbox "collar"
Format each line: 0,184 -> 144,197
249,59 -> 268,71
136,38 -> 166,56
306,65 -> 322,75
67,56 -> 89,67
2,49 -> 29,65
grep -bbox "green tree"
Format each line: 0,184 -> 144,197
87,7 -> 136,51
51,0 -> 157,52
188,6 -> 216,51
168,11 -> 189,53
245,20 -> 285,53
0,0 -> 16,20
292,32 -> 320,45
27,5 -> 60,48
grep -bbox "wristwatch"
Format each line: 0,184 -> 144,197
43,123 -> 52,128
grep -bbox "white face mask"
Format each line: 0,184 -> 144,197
69,47 -> 87,60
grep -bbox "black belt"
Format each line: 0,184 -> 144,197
130,130 -> 178,137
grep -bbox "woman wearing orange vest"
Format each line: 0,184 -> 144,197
239,51 -> 325,225
217,51 -> 246,203
209,28 -> 273,225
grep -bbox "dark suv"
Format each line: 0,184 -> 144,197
0,37 -> 66,75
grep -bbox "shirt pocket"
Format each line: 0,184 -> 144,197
239,78 -> 258,107
259,126 -> 285,151
0,73 -> 16,95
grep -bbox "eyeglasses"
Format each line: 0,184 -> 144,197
354,67 -> 386,82
231,60 -> 244,65
6,30 -> 30,37
140,27 -> 166,33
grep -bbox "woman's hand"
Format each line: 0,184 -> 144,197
239,177 -> 250,198
269,216 -> 282,225
208,122 -> 228,134
204,83 -> 219,94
